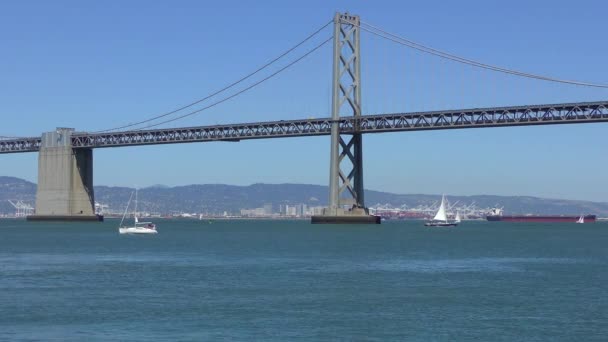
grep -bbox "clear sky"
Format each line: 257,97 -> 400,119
1,0 -> 608,202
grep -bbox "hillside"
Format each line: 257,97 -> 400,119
1,176 -> 607,216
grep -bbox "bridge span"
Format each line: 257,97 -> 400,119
2,101 -> 608,154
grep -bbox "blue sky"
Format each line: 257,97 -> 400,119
1,0 -> 608,202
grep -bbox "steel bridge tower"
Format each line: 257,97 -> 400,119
312,12 -> 380,224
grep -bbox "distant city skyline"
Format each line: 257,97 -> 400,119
2,1 -> 608,201
4,175 -> 608,220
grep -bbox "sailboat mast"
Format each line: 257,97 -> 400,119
119,191 -> 134,228
134,188 -> 138,218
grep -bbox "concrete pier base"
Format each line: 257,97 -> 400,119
27,214 -> 104,222
26,128 -> 98,222
311,206 -> 381,224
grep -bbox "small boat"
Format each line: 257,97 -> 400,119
425,194 -> 458,227
576,215 -> 584,224
119,189 -> 157,234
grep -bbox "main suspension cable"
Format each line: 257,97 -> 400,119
93,20 -> 333,133
357,20 -> 608,89
133,36 -> 333,130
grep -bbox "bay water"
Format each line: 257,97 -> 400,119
1,219 -> 607,341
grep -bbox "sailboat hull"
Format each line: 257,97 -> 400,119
424,222 -> 458,227
119,227 -> 158,234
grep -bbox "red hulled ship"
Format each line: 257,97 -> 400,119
486,208 -> 596,223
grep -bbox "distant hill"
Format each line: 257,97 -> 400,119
1,176 -> 608,216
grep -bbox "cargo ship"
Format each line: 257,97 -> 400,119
486,208 -> 596,223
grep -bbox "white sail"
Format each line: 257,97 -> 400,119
576,215 -> 584,224
455,211 -> 461,223
433,195 -> 448,222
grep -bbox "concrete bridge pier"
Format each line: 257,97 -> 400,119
27,128 -> 101,222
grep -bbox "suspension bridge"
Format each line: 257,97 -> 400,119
1,12 -> 607,223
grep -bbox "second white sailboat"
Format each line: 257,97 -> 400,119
424,194 -> 458,227
119,189 -> 158,234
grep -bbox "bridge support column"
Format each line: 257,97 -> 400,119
27,128 -> 101,222
312,12 -> 380,224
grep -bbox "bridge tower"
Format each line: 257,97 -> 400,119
311,12 -> 380,224
27,128 -> 101,221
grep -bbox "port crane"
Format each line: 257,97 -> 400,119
7,200 -> 34,217
369,199 -> 495,220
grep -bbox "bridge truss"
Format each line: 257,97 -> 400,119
1,101 -> 607,154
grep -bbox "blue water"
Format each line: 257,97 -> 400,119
1,219 -> 607,341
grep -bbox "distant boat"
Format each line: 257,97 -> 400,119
455,211 -> 461,223
119,189 -> 157,234
424,194 -> 458,227
576,215 -> 584,224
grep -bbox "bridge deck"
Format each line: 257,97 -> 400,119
2,101 -> 607,153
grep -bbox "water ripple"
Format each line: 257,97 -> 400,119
292,257 -> 585,274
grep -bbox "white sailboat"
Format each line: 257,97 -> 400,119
119,189 -> 158,234
425,194 -> 458,227
576,215 -> 585,224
